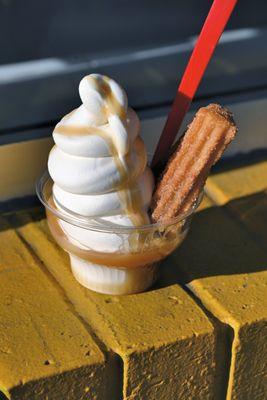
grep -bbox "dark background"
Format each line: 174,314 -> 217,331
1,0 -> 267,64
0,0 -> 267,133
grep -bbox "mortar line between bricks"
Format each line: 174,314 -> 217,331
187,190 -> 240,399
13,225 -> 124,400
225,332 -> 240,400
184,189 -> 256,400
182,284 -> 234,400
8,201 -> 237,400
14,227 -> 107,353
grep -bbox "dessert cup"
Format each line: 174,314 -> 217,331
37,171 -> 202,295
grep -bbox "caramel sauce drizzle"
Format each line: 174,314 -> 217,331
47,205 -> 177,269
88,75 -> 126,120
55,125 -> 107,137
55,75 -> 148,230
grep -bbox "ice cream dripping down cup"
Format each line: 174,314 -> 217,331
37,171 -> 202,295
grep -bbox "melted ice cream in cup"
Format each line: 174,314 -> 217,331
37,74 -> 200,295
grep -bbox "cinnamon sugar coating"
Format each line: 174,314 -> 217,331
151,104 -> 237,223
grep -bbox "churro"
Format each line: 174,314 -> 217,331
151,104 -> 237,222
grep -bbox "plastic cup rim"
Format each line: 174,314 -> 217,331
36,170 -> 203,234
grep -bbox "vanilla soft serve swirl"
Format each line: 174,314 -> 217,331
48,74 -> 154,252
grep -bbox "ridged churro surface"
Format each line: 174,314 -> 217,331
151,104 -> 237,222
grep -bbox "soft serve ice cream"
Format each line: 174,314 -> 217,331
48,74 -> 155,294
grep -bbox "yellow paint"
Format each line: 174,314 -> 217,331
197,193 -> 214,211
13,212 -> 217,400
206,162 -> 267,248
170,161 -> 267,399
206,161 -> 267,205
1,160 -> 266,399
0,137 -> 52,201
0,216 -> 116,400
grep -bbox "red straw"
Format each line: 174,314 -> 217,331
151,0 -> 238,169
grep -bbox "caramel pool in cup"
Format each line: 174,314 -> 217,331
37,172 -> 201,295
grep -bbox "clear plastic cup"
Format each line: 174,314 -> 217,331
36,171 -> 202,295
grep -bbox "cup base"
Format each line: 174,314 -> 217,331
69,254 -> 158,295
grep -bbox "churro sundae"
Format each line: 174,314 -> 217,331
41,74 -> 237,295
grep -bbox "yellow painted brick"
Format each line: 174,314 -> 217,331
197,193 -> 214,211
0,217 -> 117,400
163,203 -> 267,399
14,212 -> 218,400
206,161 -> 267,246
206,161 -> 267,204
0,138 -> 52,201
